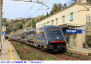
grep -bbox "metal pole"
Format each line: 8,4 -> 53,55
0,0 -> 2,52
31,20 -> 32,29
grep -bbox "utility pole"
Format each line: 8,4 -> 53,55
0,0 -> 2,52
31,20 -> 32,29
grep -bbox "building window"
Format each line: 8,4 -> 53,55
51,20 -> 54,25
70,12 -> 73,21
62,16 -> 65,23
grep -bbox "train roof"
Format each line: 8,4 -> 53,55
39,25 -> 60,29
10,25 -> 61,35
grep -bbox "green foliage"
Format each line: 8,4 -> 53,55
58,3 -> 62,10
23,45 -> 30,49
51,3 -> 58,14
31,19 -> 36,29
45,57 -> 53,60
88,53 -> 91,56
3,18 -> 35,34
63,3 -> 67,9
46,12 -> 49,16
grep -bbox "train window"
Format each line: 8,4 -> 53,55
42,33 -> 44,37
38,37 -> 39,40
21,36 -> 25,39
49,29 -> 61,36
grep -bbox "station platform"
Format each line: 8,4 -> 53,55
67,47 -> 91,56
0,36 -> 20,60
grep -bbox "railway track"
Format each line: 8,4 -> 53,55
53,54 -> 78,60
10,41 -> 79,60
33,47 -> 78,60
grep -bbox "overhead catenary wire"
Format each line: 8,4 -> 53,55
29,0 -> 49,18
13,0 -> 49,18
13,0 -> 91,19
24,2 -> 34,18
39,0 -> 49,10
23,0 -> 49,10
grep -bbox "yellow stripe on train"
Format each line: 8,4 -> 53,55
36,29 -> 40,34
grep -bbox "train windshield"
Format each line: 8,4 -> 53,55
50,29 -> 61,36
49,28 -> 64,41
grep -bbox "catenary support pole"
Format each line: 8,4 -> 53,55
0,0 -> 2,52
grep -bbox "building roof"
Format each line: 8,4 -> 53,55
58,23 -> 82,28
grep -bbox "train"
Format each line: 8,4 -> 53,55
9,25 -> 66,52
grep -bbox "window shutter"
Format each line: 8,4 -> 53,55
52,20 -> 54,25
87,0 -> 88,3
63,16 -> 65,23
70,12 -> 73,21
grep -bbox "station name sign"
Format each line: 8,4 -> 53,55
66,29 -> 82,34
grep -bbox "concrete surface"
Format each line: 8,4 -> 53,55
67,47 -> 91,56
0,35 -> 21,60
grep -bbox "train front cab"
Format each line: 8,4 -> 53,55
46,28 -> 66,52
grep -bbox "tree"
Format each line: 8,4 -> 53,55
50,3 -> 62,15
58,3 -> 62,10
51,3 -> 58,14
30,19 -> 36,29
63,3 -> 67,9
32,19 -> 36,28
46,12 -> 49,16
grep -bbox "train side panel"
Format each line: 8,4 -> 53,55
35,32 -> 48,48
26,34 -> 35,46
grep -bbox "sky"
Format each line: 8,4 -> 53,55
3,0 -> 71,19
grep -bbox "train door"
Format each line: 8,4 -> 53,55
41,32 -> 48,48
35,34 -> 42,47
70,34 -> 74,48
